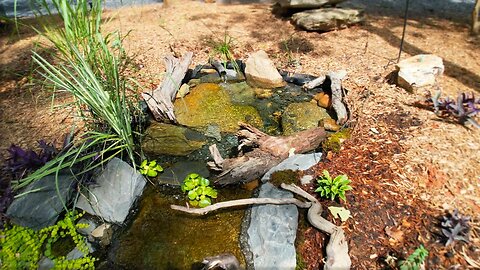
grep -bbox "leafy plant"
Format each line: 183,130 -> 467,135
398,245 -> 428,270
139,160 -> 163,177
441,209 -> 470,246
315,170 -> 352,202
181,173 -> 218,208
428,91 -> 480,128
0,211 -> 96,269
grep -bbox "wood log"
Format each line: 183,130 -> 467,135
212,123 -> 327,185
303,74 -> 326,90
473,0 -> 480,34
328,70 -> 348,125
142,52 -> 193,122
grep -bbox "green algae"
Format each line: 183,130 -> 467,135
111,185 -> 251,270
269,170 -> 299,187
174,83 -> 262,133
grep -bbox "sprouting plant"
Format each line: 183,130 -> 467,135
398,245 -> 428,270
207,31 -> 240,72
181,173 -> 218,208
315,170 -> 352,202
441,209 -> 470,246
139,160 -> 163,177
428,91 -> 480,128
0,211 -> 97,269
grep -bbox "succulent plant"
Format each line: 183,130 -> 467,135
429,91 -> 480,128
441,209 -> 470,246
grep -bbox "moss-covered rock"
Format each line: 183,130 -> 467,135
281,102 -> 332,135
141,122 -> 206,156
174,83 -> 262,133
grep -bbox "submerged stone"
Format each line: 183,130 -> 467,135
158,161 -> 210,186
281,102 -> 332,135
142,122 -> 206,156
174,83 -> 262,133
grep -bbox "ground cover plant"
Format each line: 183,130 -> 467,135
398,245 -> 428,270
427,91 -> 480,128
315,170 -> 352,202
181,173 -> 218,208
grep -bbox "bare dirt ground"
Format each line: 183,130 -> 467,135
1,0 -> 480,268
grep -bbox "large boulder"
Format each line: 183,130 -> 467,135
245,182 -> 298,270
396,54 -> 444,92
76,158 -> 146,224
245,51 -> 286,89
277,0 -> 346,8
281,102 -> 332,135
142,122 -> 206,156
6,172 -> 75,230
292,8 -> 365,32
174,83 -> 262,133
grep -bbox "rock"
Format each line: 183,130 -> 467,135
176,84 -> 190,99
245,182 -> 298,270
142,122 -> 206,156
198,69 -> 244,84
158,161 -> 210,186
245,50 -> 286,89
221,82 -> 256,106
38,257 -> 55,270
174,83 -> 262,133
396,54 -> 444,91
313,92 -> 331,108
77,217 -> 99,236
254,88 -> 274,99
76,158 -> 146,224
322,118 -> 341,131
91,223 -> 113,247
276,0 -> 346,8
300,175 -> 314,185
292,8 -> 365,32
66,242 -> 95,260
205,124 -> 222,141
6,172 -> 75,230
281,102 -> 332,135
261,153 -> 322,183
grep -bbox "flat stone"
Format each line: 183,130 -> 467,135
245,50 -> 286,89
246,182 -> 298,270
261,153 -> 322,183
277,0 -> 346,8
76,158 -> 146,224
281,102 -> 332,135
396,54 -> 444,92
292,8 -> 365,32
6,172 -> 75,230
142,122 -> 206,156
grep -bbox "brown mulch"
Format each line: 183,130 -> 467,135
1,0 -> 480,269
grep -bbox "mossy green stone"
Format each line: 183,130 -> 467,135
281,102 -> 332,135
174,83 -> 262,133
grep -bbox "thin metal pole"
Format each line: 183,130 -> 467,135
397,0 -> 410,63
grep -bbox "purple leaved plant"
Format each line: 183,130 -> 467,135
429,91 -> 480,128
441,209 -> 471,246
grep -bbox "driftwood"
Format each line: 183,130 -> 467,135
473,0 -> 480,34
211,123 -> 327,185
171,183 -> 351,270
142,52 -> 193,122
302,71 -> 349,125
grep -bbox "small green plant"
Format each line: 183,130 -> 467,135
0,211 -> 97,269
139,160 -> 163,177
315,170 -> 352,202
399,245 -> 428,270
207,31 -> 240,72
181,173 -> 218,208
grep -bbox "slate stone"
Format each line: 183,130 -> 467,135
262,152 -> 322,182
292,8 -> 365,32
6,172 -> 75,230
246,182 -> 298,270
76,158 -> 146,224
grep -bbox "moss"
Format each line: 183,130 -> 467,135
321,128 -> 351,153
269,170 -> 299,187
296,252 -> 306,270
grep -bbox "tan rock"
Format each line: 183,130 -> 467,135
313,92 -> 331,108
245,50 -> 286,89
396,54 -> 444,92
176,84 -> 190,99
322,118 -> 341,131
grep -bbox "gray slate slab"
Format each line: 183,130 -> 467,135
6,172 -> 75,230
76,158 -> 146,224
261,152 -> 322,182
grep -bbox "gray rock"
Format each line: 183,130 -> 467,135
6,173 -> 75,230
281,102 -> 332,135
245,50 -> 286,89
292,8 -> 365,32
262,153 -> 322,183
76,158 -> 146,224
66,242 -> 95,260
158,161 -> 210,186
38,257 -> 55,270
396,54 -> 444,92
77,217 -> 99,236
277,0 -> 346,8
300,175 -> 315,185
246,182 -> 298,270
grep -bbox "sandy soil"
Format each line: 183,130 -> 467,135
1,0 -> 480,268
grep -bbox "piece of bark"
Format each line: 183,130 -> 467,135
328,70 -> 348,125
473,0 -> 480,34
303,74 -> 327,90
212,123 -> 327,185
142,52 -> 193,122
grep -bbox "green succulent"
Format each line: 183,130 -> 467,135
315,170 -> 352,202
139,160 -> 163,177
181,173 -> 218,208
